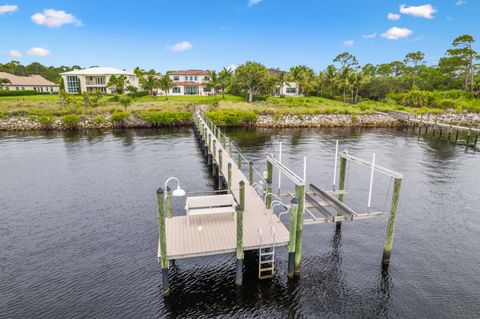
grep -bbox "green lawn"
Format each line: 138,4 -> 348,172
0,93 -> 440,118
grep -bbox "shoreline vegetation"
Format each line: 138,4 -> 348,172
1,94 -> 480,131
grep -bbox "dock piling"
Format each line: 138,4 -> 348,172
237,152 -> 242,169
266,161 -> 273,208
218,150 -> 223,189
227,163 -> 232,189
166,186 -> 173,218
382,178 -> 402,266
235,203 -> 244,286
294,184 -> 305,276
287,198 -> 298,278
156,187 -> 169,295
336,157 -> 347,229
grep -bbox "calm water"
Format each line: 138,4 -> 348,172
1,127 -> 479,318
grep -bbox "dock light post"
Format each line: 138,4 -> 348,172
158,177 -> 186,296
288,198 -> 299,278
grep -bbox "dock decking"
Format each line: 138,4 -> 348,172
158,112 -> 290,260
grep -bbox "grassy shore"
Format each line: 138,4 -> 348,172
0,93 -> 467,129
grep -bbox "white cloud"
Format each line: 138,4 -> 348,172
8,50 -> 22,58
228,64 -> 238,71
387,13 -> 401,20
31,9 -> 82,28
27,47 -> 51,57
0,4 -> 18,14
247,0 -> 262,7
381,27 -> 413,40
167,41 -> 193,52
456,0 -> 466,5
343,40 -> 354,47
399,4 -> 437,19
363,33 -> 377,39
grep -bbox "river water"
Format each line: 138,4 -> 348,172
1,127 -> 479,318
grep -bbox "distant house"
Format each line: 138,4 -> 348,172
0,72 -> 60,94
167,70 -> 212,96
60,67 -> 139,94
268,68 -> 299,97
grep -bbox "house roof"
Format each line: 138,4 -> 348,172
0,72 -> 59,86
61,67 -> 134,76
168,69 -> 209,76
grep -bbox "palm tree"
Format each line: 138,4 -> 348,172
159,74 -> 174,100
0,78 -> 11,90
324,65 -> 337,98
218,67 -> 233,98
141,74 -> 160,96
205,70 -> 220,98
107,75 -> 129,94
288,65 -> 314,96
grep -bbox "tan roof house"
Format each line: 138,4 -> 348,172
0,72 -> 60,93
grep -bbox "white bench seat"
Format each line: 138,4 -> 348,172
185,194 -> 237,224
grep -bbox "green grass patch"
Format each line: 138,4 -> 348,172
111,111 -> 130,122
206,110 -> 258,126
62,114 -> 80,128
138,111 -> 191,126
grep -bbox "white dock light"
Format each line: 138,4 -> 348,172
164,177 -> 186,198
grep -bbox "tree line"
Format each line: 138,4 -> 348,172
1,34 -> 478,104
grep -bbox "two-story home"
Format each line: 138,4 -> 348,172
269,69 -> 300,97
167,70 -> 212,96
0,72 -> 60,93
60,67 -> 139,94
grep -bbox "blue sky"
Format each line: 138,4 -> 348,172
0,0 -> 478,72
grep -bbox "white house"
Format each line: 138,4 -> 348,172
269,68 -> 300,97
60,67 -> 139,94
0,72 -> 60,93
167,70 -> 212,96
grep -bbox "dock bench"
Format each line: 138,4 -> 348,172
185,194 -> 236,224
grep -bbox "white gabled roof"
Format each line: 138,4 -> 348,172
61,67 -> 134,76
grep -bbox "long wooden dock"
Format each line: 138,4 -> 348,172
157,112 -> 290,260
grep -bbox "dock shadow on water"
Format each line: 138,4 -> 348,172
162,229 -> 393,318
1,127 -> 479,318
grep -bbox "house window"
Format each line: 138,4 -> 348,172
21,87 -> 25,90
16,87 -> 19,90
286,87 -> 297,94
173,76 -> 179,81
204,76 -> 210,81
185,76 -> 189,81
66,76 -> 80,93
172,87 -> 181,93
203,87 -> 211,92
194,76 -> 198,81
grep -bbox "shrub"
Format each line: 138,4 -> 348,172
128,90 -> 149,98
138,111 -> 191,126
0,90 -> 40,96
62,114 -> 80,128
94,115 -> 106,124
206,110 -> 257,126
38,116 -> 54,126
111,111 -> 130,122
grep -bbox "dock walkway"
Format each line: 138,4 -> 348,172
158,111 -> 290,260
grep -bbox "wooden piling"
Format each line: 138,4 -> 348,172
166,186 -> 173,218
287,198 -> 298,278
156,187 -> 169,295
227,163 -> 232,189
455,130 -> 459,143
382,178 -> 402,266
294,184 -> 305,276
474,133 -> 478,147
218,150 -> 223,190
213,140 -> 217,161
336,157 -> 347,229
228,138 -> 233,157
237,152 -> 242,169
239,180 -> 245,208
235,203 -> 244,286
266,161 -> 273,208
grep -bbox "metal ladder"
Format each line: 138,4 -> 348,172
258,225 -> 276,279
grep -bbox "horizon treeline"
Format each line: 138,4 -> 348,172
1,34 -> 478,102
